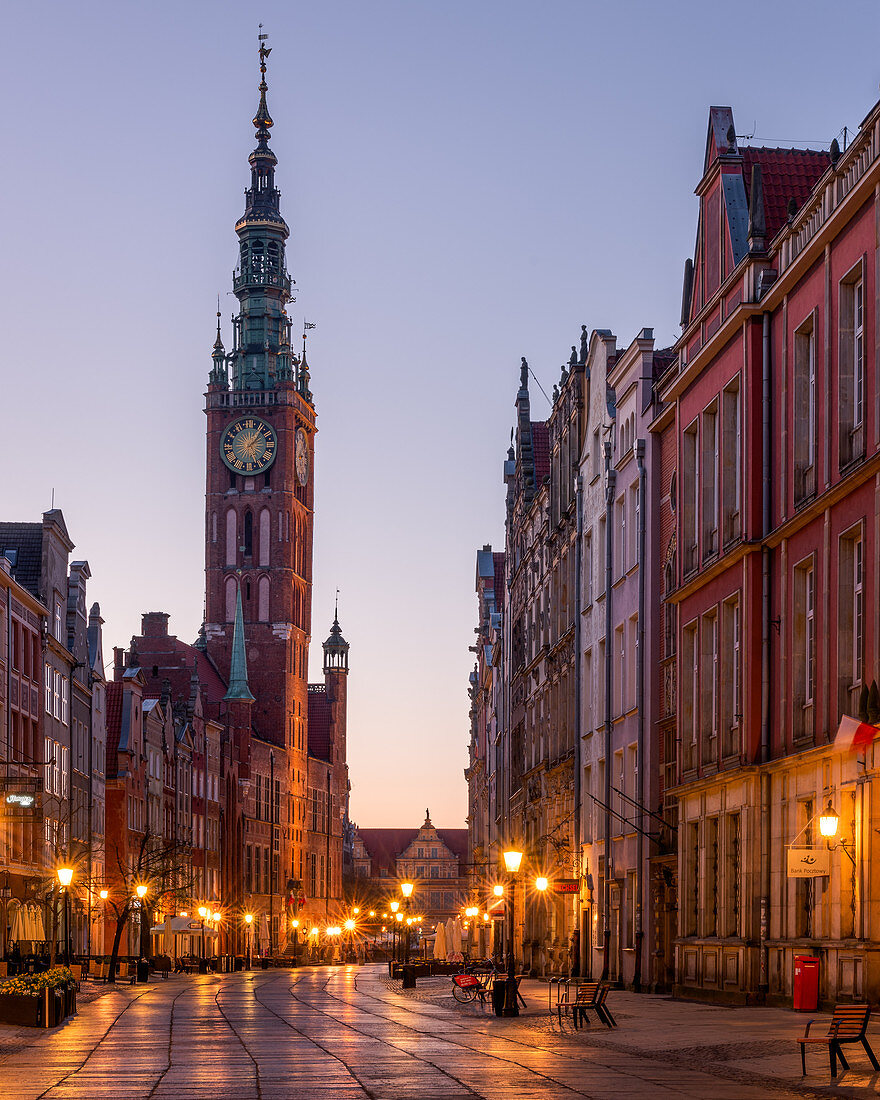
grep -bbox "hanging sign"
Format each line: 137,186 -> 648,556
787,848 -> 831,878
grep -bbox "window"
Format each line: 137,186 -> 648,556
721,381 -> 741,544
663,559 -> 677,658
54,600 -> 64,643
701,403 -> 718,558
681,623 -> 698,772
616,494 -> 626,579
727,812 -> 741,936
705,817 -> 719,937
794,314 -> 817,502
259,509 -> 271,566
592,428 -> 601,480
597,516 -> 607,595
614,625 -> 625,716
226,510 -> 237,566
720,597 -> 741,759
700,612 -> 718,762
243,511 -> 253,557
839,267 -> 866,467
683,422 -> 699,574
45,664 -> 52,714
793,558 -> 815,740
838,528 -> 864,717
584,531 -> 593,605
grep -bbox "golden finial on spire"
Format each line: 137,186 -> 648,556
254,25 -> 273,135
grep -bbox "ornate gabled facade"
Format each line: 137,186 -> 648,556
351,812 -> 468,926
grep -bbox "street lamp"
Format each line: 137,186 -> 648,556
535,877 -> 548,892
344,917 -> 355,962
245,913 -> 253,968
502,849 -> 523,1017
493,884 -> 504,897
57,866 -> 74,965
400,883 -> 414,964
390,900 -> 400,963
198,906 -> 207,966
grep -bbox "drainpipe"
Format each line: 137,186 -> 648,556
602,441 -> 616,982
759,310 -> 772,996
634,439 -> 647,993
573,474 -> 583,975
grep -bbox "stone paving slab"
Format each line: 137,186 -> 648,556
1,964 -> 873,1098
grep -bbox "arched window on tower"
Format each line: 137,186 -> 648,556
251,239 -> 265,276
225,510 -> 237,566
243,511 -> 253,558
664,557 -> 677,656
258,576 -> 270,621
259,509 -> 271,566
267,241 -> 279,274
211,513 -> 217,543
225,577 -> 237,623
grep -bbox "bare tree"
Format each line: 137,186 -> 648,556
103,828 -> 192,982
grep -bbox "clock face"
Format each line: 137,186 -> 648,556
221,417 -> 277,474
295,428 -> 309,486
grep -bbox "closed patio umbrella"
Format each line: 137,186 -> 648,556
9,905 -> 25,943
26,904 -> 46,942
432,923 -> 446,960
451,918 -> 464,956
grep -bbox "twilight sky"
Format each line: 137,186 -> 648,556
2,1 -> 878,828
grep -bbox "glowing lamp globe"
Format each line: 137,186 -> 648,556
535,877 -> 549,892
503,850 -> 523,874
819,802 -> 840,839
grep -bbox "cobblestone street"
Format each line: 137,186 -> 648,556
1,965 -> 878,1099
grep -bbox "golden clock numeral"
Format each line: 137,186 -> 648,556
234,460 -> 243,470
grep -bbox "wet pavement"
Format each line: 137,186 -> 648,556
0,964 -> 876,1098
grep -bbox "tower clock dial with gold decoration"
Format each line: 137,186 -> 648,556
221,417 -> 277,474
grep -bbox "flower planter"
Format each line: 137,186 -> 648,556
0,993 -> 43,1027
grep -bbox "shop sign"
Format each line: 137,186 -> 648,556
552,880 -> 580,894
787,848 -> 831,878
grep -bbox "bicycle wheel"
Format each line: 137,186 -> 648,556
453,983 -> 477,1002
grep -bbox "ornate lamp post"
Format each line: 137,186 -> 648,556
245,913 -> 253,968
291,918 -> 300,964
198,906 -> 207,966
502,850 -> 523,1017
389,900 -> 400,963
401,882 -> 414,965
57,866 -> 74,965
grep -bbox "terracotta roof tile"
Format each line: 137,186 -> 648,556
354,827 -> 469,874
531,421 -> 550,485
740,146 -> 830,242
307,689 -> 332,761
105,681 -> 123,777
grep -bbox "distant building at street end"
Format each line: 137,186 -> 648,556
351,812 -> 468,926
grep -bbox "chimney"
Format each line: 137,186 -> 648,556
113,646 -> 125,681
141,611 -> 170,637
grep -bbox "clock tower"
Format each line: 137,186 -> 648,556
204,41 -> 314,891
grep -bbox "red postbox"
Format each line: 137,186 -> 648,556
793,955 -> 820,1011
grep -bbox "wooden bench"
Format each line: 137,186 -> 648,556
556,981 -> 599,1027
577,983 -> 615,1029
798,1004 -> 879,1078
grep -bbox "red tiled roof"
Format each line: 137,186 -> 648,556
307,689 -> 332,761
355,829 -> 416,874
355,827 -> 469,875
531,421 -> 550,486
492,552 -> 505,603
740,146 -> 830,242
436,828 -> 469,865
105,681 -> 123,776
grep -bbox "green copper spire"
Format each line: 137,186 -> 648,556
224,582 -> 255,702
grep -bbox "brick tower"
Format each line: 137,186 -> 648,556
204,39 -> 314,902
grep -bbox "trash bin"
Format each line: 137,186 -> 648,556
402,965 -> 416,989
234,956 -> 244,971
491,978 -> 506,1016
793,955 -> 820,1011
136,958 -> 150,983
